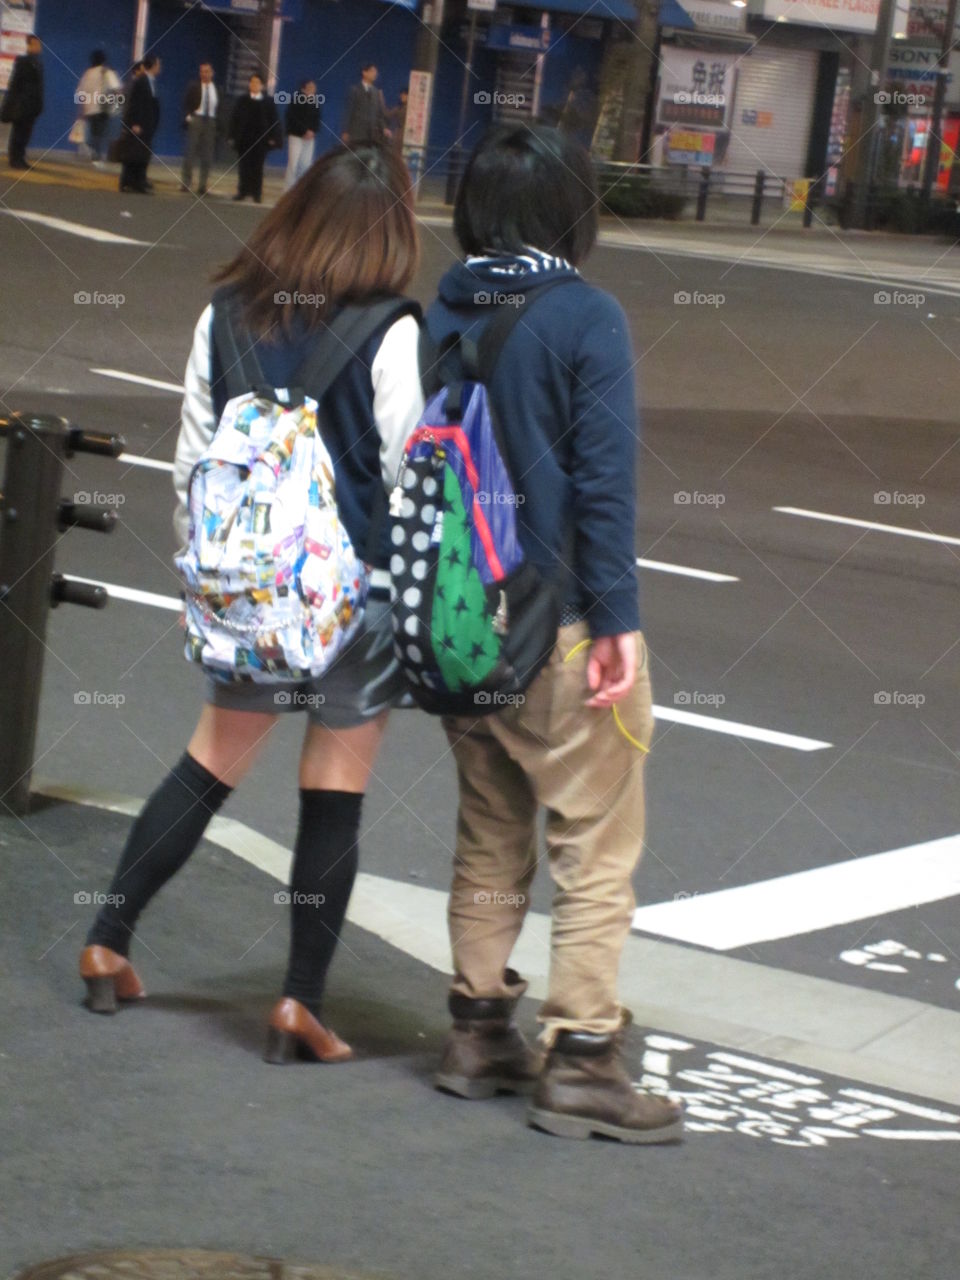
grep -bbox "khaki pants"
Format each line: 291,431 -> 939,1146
443,622 -> 654,1044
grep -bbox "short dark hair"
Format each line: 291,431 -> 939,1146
362,63 -> 376,72
142,54 -> 158,72
90,49 -> 106,67
453,124 -> 598,266
213,144 -> 419,339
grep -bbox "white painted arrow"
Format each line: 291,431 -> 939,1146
632,833 -> 960,950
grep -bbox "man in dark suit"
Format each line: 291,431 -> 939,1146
341,63 -> 389,147
180,60 -> 220,196
2,34 -> 44,170
119,54 -> 161,193
230,72 -> 281,203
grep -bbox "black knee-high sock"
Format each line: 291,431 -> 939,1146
86,752 -> 232,956
282,789 -> 363,1016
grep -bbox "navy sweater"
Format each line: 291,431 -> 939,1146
427,257 -> 641,637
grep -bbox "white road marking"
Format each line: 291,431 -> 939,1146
632,832 -> 960,950
652,704 -> 831,751
839,1089 -> 960,1124
119,453 -> 175,473
0,209 -> 153,246
637,556 -> 738,582
66,576 -> 182,612
37,784 -> 960,1106
863,1129 -> 960,1140
708,1053 -> 821,1085
90,367 -> 183,394
775,505 -> 960,548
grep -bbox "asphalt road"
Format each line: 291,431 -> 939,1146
2,177 -> 958,998
2,173 -> 960,1280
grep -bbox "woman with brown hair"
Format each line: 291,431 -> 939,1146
78,145 -> 423,1064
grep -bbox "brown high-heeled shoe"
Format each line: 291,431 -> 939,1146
78,945 -> 146,1014
263,997 -> 353,1064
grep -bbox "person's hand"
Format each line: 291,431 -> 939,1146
585,633 -> 636,708
131,124 -> 141,134
304,129 -> 314,139
341,131 -> 349,143
384,126 -> 393,138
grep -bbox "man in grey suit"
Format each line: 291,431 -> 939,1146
341,63 -> 390,146
180,61 -> 220,195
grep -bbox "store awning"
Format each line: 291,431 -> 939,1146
536,0 -> 639,20
658,0 -> 697,29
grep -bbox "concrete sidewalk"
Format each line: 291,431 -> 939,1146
3,794 -> 960,1280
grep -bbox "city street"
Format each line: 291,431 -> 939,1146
2,167 -> 960,1280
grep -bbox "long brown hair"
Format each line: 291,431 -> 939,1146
213,144 -> 419,339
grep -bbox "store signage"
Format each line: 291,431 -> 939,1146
0,0 -> 35,93
485,23 -> 550,51
904,1 -> 960,37
756,0 -> 880,34
666,129 -> 716,165
403,69 -> 433,148
676,0 -> 748,32
657,47 -> 734,129
888,42 -> 960,106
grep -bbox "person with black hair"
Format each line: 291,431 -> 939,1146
2,34 -> 43,169
180,61 -> 220,196
118,53 -> 160,193
75,50 -> 122,162
426,125 -> 684,1145
230,72 -> 281,203
341,63 -> 388,147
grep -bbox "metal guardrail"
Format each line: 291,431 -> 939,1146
0,414 -> 126,815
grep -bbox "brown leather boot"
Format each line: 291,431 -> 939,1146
78,945 -> 146,1015
263,997 -> 353,1064
435,990 -> 542,1100
528,1030 -> 684,1143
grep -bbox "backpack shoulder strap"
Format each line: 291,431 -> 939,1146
293,296 -> 422,404
211,295 -> 266,402
475,276 -> 579,383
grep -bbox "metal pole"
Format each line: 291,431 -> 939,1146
920,0 -> 960,202
446,8 -> 478,205
751,169 -> 765,225
696,166 -> 710,221
132,0 -> 149,63
848,0 -> 898,228
0,415 -> 124,815
0,415 -> 69,815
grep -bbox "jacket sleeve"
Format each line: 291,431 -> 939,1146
173,305 -> 216,551
371,315 -> 425,492
567,291 -> 641,638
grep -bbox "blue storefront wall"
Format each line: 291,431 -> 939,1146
27,0 -> 606,162
30,0 -> 232,160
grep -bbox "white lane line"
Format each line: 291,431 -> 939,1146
90,368 -> 182,394
0,209 -> 152,246
632,832 -> 960,950
119,453 -> 175,473
66,576 -> 181,612
840,1089 -> 960,1124
776,505 -> 960,548
863,1130 -> 960,1140
637,556 -> 738,583
653,704 -> 831,751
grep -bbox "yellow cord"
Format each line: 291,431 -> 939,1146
563,640 -> 650,753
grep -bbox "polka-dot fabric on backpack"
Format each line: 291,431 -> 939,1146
387,364 -> 561,716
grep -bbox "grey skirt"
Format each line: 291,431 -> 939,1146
204,596 -> 404,728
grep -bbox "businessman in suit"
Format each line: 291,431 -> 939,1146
180,61 -> 220,195
2,34 -> 44,169
119,54 -> 161,193
341,63 -> 390,147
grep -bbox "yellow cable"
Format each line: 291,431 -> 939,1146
563,639 -> 650,752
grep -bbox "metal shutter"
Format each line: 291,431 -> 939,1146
724,45 -> 818,182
